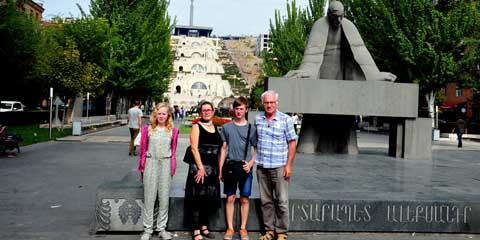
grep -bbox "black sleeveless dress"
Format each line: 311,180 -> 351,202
184,123 -> 222,210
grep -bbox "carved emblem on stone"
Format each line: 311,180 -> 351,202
118,198 -> 142,224
96,199 -> 112,231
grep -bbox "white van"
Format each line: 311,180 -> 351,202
0,101 -> 26,112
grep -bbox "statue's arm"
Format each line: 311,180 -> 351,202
285,19 -> 326,78
376,72 -> 397,82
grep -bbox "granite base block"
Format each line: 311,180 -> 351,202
95,181 -> 480,233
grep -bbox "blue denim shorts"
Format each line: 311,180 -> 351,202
223,171 -> 253,197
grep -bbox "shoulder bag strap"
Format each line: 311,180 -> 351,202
243,123 -> 251,160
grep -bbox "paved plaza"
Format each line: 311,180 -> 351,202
1,126 -> 480,239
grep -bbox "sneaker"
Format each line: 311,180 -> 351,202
239,229 -> 249,240
223,228 -> 234,240
140,232 -> 151,240
159,230 -> 173,240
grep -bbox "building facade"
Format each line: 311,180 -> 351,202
167,35 -> 233,109
255,33 -> 271,56
441,83 -> 475,120
0,0 -> 44,20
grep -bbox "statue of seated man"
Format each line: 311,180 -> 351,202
286,1 -> 396,82
284,1 -> 396,154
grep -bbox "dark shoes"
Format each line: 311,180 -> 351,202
259,231 -> 275,240
201,227 -> 215,239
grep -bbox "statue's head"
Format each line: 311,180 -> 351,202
327,1 -> 344,29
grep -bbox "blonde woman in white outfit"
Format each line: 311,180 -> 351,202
138,103 -> 179,240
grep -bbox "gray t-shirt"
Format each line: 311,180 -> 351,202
128,107 -> 143,129
221,122 -> 257,161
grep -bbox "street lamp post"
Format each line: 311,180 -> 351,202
86,92 -> 90,120
49,87 -> 53,139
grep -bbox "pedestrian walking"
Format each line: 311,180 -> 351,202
452,115 -> 467,148
128,100 -> 143,156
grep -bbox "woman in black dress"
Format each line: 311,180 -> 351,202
185,101 -> 222,240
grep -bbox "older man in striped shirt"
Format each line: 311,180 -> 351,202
255,90 -> 297,240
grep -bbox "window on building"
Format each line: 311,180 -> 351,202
191,82 -> 208,90
192,64 -> 205,72
191,52 -> 202,58
175,86 -> 181,94
456,87 -> 462,97
179,66 -> 183,72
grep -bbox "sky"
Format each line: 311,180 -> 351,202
39,0 -> 313,36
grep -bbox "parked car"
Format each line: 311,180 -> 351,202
0,101 -> 27,112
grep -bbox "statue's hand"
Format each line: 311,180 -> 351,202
284,70 -> 312,78
377,72 -> 397,82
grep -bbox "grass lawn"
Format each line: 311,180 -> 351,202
8,124 -> 72,146
179,123 -> 192,134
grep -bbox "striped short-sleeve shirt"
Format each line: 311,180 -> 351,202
255,111 -> 297,168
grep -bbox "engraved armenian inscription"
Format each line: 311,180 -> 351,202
290,201 -> 473,230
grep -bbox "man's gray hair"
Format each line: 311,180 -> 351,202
261,90 -> 279,103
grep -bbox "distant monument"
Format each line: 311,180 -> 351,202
189,0 -> 194,26
284,1 -> 396,154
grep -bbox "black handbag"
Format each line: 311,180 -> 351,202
222,124 -> 251,183
183,146 -> 195,164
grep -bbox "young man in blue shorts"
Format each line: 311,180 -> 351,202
219,96 -> 257,240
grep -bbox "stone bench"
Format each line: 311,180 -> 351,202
267,77 -> 432,160
72,120 -> 123,136
74,115 -> 117,124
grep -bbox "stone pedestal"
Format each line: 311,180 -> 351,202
389,118 -> 432,159
297,114 -> 358,154
267,77 -> 430,159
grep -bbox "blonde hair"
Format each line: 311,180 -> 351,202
149,102 -> 173,135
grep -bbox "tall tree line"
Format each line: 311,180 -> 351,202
251,0 -> 326,108
258,0 -> 479,119
0,0 -> 173,115
342,0 -> 480,118
90,0 -> 174,101
0,0 -> 43,105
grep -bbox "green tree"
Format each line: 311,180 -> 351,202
342,0 -> 480,119
36,18 -> 108,99
50,37 -> 106,97
262,0 -> 305,77
0,0 -> 44,105
262,0 -> 327,77
90,0 -> 174,102
255,0 -> 325,106
63,15 -> 110,78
